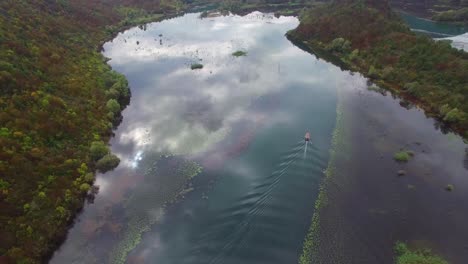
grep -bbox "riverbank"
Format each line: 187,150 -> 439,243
2,0 -> 466,262
0,1 -> 189,262
296,61 -> 466,264
50,12 -> 340,264
216,0 -> 322,17
299,88 -> 348,264
288,0 -> 468,141
389,0 -> 468,25
0,0 -> 311,261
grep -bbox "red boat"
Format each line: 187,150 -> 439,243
305,132 -> 310,142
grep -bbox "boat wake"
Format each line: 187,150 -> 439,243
184,140 -> 328,264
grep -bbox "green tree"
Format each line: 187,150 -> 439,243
89,141 -> 109,161
367,65 -> 379,79
79,183 -> 91,193
96,154 -> 120,172
443,108 -> 465,123
106,99 -> 120,113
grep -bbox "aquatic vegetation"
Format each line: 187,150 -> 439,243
394,242 -> 448,264
109,215 -> 159,264
191,63 -> 204,70
446,184 -> 454,191
109,155 -> 203,263
394,150 -> 413,162
232,50 -> 248,57
299,93 -> 345,264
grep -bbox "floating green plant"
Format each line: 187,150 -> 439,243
299,93 -> 346,264
232,50 -> 247,57
190,63 -> 203,70
177,161 -> 202,179
394,150 -> 413,162
109,155 -> 203,263
394,242 -> 448,264
109,215 -> 157,264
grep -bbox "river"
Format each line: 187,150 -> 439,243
51,12 -> 467,264
399,12 -> 468,51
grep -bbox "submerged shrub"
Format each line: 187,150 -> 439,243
394,242 -> 448,264
96,154 -> 120,172
190,63 -> 203,70
232,50 -> 247,57
394,150 -> 412,162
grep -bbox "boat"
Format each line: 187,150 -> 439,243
305,132 -> 310,142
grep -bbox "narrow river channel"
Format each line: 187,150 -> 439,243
51,12 -> 339,264
51,12 -> 468,264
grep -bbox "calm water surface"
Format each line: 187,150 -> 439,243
400,12 -> 467,37
51,12 -> 341,263
51,12 -> 468,264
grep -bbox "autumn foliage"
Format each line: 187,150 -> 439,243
291,0 -> 468,137
0,0 -> 180,262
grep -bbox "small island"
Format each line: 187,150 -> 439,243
191,63 -> 204,70
232,50 -> 248,57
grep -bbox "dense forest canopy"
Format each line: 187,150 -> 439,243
0,0 -> 182,262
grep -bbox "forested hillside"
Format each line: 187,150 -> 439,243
289,0 -> 468,138
0,0 -> 182,262
390,0 -> 468,22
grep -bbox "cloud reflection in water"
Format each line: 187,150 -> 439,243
103,12 -> 305,162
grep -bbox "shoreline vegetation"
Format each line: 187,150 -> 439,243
299,89 -> 346,264
290,1 -> 466,263
1,0 -> 466,263
287,0 -> 467,142
0,1 -> 187,262
389,0 -> 468,25
0,1 -> 312,262
0,0 -> 315,262
395,242 -> 448,264
432,8 -> 468,25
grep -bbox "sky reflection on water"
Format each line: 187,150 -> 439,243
51,12 -> 345,263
